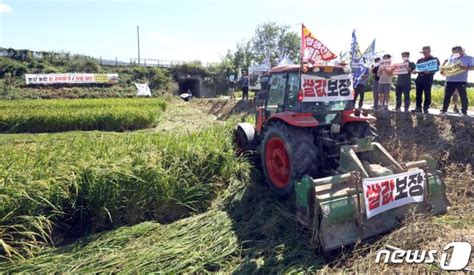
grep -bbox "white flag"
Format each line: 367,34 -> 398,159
133,82 -> 151,96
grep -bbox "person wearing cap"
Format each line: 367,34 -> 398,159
414,46 -> 440,113
395,52 -> 416,112
440,46 -> 474,116
371,57 -> 381,109
377,54 -> 394,110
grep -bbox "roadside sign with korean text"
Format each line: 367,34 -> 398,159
300,74 -> 353,102
362,169 -> 425,219
25,73 -> 119,85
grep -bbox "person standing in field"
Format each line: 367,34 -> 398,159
414,46 -> 440,114
395,52 -> 416,112
441,58 -> 459,113
227,75 -> 236,99
241,71 -> 250,101
353,66 -> 370,109
441,47 -> 467,113
440,45 -> 473,116
371,57 -> 381,109
377,54 -> 395,110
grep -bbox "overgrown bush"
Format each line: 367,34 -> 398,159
0,57 -> 28,77
68,59 -> 99,73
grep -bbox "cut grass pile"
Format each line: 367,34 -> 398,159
0,123 -> 250,260
0,98 -> 167,133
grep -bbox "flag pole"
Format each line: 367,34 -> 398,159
298,23 -> 304,102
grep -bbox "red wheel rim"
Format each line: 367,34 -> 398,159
265,137 -> 290,188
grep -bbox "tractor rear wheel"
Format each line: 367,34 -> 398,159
261,122 -> 319,196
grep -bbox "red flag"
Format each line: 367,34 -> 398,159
301,24 -> 337,64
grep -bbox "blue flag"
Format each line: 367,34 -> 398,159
350,30 -> 367,88
362,39 -> 376,64
350,30 -> 362,62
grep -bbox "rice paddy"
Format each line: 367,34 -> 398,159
0,99 -> 250,261
0,98 -> 167,133
0,98 -> 472,272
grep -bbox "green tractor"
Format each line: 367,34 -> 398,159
234,64 -> 449,251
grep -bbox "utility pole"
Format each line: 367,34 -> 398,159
137,26 -> 141,65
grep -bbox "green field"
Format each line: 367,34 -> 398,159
0,98 -> 167,133
0,97 -> 472,273
0,115 -> 249,260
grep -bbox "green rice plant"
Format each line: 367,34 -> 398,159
0,124 -> 251,260
0,182 -> 325,273
0,98 -> 167,133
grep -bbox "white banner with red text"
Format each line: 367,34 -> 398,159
25,73 -> 119,85
392,62 -> 409,75
362,169 -> 425,219
300,74 -> 353,102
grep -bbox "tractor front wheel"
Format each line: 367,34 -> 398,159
261,122 -> 319,196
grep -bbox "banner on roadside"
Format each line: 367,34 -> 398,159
25,73 -> 119,85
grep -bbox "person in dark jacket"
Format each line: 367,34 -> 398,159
371,57 -> 381,109
413,46 -> 440,113
395,52 -> 416,112
241,71 -> 250,101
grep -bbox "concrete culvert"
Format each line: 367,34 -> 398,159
178,77 -> 201,98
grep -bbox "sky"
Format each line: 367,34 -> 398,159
0,0 -> 473,79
